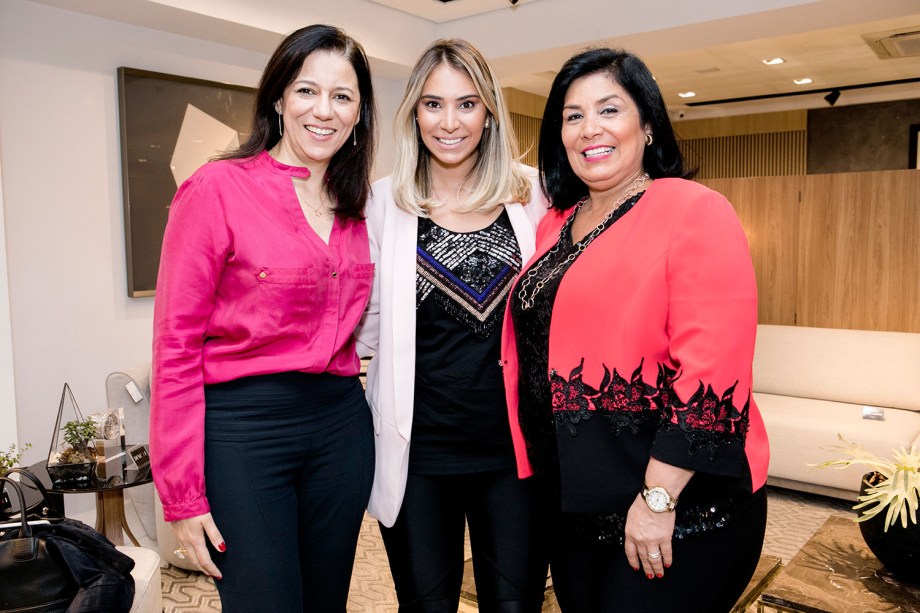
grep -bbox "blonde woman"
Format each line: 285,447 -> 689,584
357,39 -> 549,612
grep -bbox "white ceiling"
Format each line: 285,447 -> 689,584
30,0 -> 920,120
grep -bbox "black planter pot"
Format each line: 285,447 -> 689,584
858,472 -> 920,584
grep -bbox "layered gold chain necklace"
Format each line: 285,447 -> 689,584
517,172 -> 649,310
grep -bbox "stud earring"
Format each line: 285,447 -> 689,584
645,133 -> 653,146
277,112 -> 283,137
353,128 -> 357,147
484,117 -> 491,129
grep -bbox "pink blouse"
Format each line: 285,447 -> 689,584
150,151 -> 374,521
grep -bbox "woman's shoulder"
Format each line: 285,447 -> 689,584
652,177 -> 727,203
183,155 -> 256,186
649,177 -> 735,215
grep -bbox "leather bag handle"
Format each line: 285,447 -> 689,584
1,468 -> 63,519
0,477 -> 32,539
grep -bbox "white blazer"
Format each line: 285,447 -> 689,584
355,167 -> 548,527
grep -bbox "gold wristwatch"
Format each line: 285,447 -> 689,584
641,483 -> 678,513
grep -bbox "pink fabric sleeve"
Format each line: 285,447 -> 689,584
651,188 -> 766,479
150,172 -> 230,522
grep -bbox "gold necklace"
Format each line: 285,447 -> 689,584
298,190 -> 329,218
517,173 -> 649,310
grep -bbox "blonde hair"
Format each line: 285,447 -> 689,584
392,39 -> 530,216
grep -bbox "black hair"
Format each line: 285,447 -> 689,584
218,24 -> 376,220
538,48 -> 695,210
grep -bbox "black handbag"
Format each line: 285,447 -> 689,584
0,476 -> 77,613
1,467 -> 65,522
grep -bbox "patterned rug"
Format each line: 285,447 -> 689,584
160,487 -> 855,612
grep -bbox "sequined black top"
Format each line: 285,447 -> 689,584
411,210 -> 522,474
511,195 -> 640,480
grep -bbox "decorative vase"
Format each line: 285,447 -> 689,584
857,471 -> 920,584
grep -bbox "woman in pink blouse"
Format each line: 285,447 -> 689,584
150,25 -> 377,612
503,48 -> 770,611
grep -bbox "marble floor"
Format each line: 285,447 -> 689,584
156,486 -> 856,612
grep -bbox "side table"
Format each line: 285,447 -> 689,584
28,456 -> 153,547
758,515 -> 920,612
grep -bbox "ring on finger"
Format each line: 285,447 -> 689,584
174,548 -> 188,559
647,550 -> 662,560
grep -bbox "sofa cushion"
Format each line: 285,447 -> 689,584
756,391 -> 920,492
753,325 -> 920,412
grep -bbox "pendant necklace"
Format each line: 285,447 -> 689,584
517,172 -> 649,310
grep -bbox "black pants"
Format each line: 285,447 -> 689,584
203,372 -> 374,613
379,470 -> 549,613
550,487 -> 768,613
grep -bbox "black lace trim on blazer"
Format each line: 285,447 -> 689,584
550,359 -> 750,457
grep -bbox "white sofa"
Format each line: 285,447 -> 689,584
118,545 -> 163,613
753,324 -> 920,499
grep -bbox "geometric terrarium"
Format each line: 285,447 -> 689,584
46,383 -> 123,486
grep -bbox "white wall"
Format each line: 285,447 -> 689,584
0,0 -> 402,476
0,157 -> 17,451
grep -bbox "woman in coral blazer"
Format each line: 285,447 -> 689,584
502,48 -> 770,612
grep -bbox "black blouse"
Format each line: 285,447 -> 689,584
411,210 -> 522,474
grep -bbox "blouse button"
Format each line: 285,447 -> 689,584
331,271 -> 338,278
258,271 -> 267,279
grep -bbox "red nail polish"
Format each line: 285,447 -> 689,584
218,542 -> 227,552
664,563 -> 671,569
646,573 -> 653,579
214,575 -> 223,581
656,573 -> 663,578
632,566 -> 640,571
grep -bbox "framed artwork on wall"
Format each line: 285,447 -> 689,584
910,124 -> 920,170
117,67 -> 256,297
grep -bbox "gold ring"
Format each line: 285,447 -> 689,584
174,548 -> 188,559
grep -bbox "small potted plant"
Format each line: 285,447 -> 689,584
0,442 -> 32,476
814,434 -> 919,582
47,417 -> 98,485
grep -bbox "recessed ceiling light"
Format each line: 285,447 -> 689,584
793,78 -> 813,85
762,58 -> 785,65
678,91 -> 696,98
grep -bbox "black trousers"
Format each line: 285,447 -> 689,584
550,487 -> 768,613
379,470 -> 549,613
202,372 -> 374,613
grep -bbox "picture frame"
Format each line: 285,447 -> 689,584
910,124 -> 920,170
117,67 -> 256,297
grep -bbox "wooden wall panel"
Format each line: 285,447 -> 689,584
798,170 -> 920,332
700,177 -> 801,326
510,112 -> 541,168
704,170 -> 920,332
674,110 -> 807,139
682,131 -> 806,179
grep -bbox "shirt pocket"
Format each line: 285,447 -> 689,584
343,263 -> 375,313
256,266 -> 320,335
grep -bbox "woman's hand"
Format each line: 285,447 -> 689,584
624,495 -> 675,579
170,512 -> 226,579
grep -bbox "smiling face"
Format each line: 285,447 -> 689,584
415,63 -> 488,176
273,50 -> 360,172
560,71 -> 649,197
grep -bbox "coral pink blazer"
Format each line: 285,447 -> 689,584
501,178 -> 770,508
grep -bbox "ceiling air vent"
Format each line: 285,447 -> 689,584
863,28 -> 920,59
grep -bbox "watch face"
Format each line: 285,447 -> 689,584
645,487 -> 670,512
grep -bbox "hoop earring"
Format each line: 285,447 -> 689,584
645,133 -> 653,146
277,112 -> 283,137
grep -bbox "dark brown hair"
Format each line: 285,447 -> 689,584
218,24 -> 377,220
